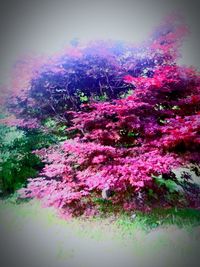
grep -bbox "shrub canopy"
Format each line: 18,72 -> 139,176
1,16 -> 199,217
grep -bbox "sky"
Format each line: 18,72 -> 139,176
0,0 -> 199,86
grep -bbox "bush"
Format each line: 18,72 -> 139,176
2,16 -> 199,217
0,123 -> 58,195
18,64 -> 200,216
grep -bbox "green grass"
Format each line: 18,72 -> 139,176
115,208 -> 200,232
1,195 -> 200,236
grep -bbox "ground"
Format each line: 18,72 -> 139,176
0,199 -> 200,267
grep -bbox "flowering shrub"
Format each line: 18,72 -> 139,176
11,16 -> 200,216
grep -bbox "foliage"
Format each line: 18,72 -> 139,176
18,64 -> 200,216
4,15 -> 188,127
1,16 -> 199,216
0,124 -> 58,194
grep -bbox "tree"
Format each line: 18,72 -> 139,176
18,57 -> 200,217
3,16 -> 199,217
5,16 -> 188,129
